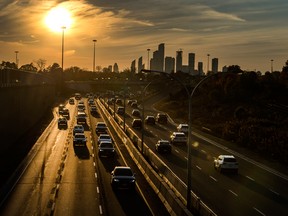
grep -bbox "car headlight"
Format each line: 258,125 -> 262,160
113,178 -> 119,182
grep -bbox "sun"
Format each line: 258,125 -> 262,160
45,6 -> 73,32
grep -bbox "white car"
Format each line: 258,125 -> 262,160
214,155 -> 239,173
170,132 -> 187,145
97,134 -> 112,145
177,124 -> 189,134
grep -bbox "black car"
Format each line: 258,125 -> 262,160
145,115 -> 155,125
111,166 -> 136,190
132,119 -> 142,129
156,113 -> 168,124
98,141 -> 115,157
58,117 -> 68,129
156,140 -> 172,153
96,122 -> 107,134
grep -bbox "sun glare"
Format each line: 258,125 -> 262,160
45,7 -> 73,32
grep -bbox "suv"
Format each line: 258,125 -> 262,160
145,115 -> 155,125
58,104 -> 65,114
177,124 -> 189,134
214,155 -> 239,173
132,119 -> 142,129
61,108 -> 70,119
73,133 -> 87,146
111,166 -> 136,190
155,140 -> 172,153
96,122 -> 107,135
69,98 -> 75,105
170,132 -> 187,145
156,113 -> 168,124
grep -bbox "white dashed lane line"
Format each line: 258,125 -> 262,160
246,176 -> 255,181
196,165 -> 202,170
253,207 -> 266,216
229,189 -> 238,197
209,176 -> 218,182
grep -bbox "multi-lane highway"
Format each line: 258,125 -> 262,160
111,94 -> 288,216
0,97 -> 169,216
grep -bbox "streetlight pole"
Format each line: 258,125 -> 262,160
93,39 -> 97,72
147,48 -> 150,70
61,26 -> 66,71
271,59 -> 274,73
15,51 -> 19,68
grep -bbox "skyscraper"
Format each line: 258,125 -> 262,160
198,62 -> 203,75
131,60 -> 136,74
150,43 -> 165,71
165,56 -> 175,73
212,58 -> 219,73
188,53 -> 195,74
138,56 -> 144,73
176,50 -> 183,72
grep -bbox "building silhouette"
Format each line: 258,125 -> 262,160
198,62 -> 204,75
138,56 -> 144,73
165,56 -> 175,73
113,63 -> 119,73
188,53 -> 195,74
151,43 -> 165,71
212,58 -> 219,73
131,60 -> 136,74
176,50 -> 183,72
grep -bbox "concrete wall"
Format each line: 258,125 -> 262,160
0,84 -> 56,150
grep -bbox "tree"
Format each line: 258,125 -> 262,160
34,58 -> 46,72
19,63 -> 37,72
0,61 -> 17,69
227,65 -> 243,73
282,60 -> 288,73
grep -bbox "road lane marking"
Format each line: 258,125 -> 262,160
229,190 -> 238,197
175,149 -> 179,154
94,172 -> 97,178
196,165 -> 202,170
93,162 -> 96,167
253,207 -> 266,216
246,176 -> 255,181
99,205 -> 103,214
209,176 -> 217,182
269,189 -> 280,196
96,187 -> 99,193
201,149 -> 206,153
184,156 -> 188,160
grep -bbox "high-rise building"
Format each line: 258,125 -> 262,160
212,58 -> 219,73
150,43 -> 165,71
198,62 -> 203,75
113,63 -> 119,73
176,50 -> 183,72
165,56 -> 175,73
138,56 -> 144,73
131,60 -> 136,74
188,53 -> 195,74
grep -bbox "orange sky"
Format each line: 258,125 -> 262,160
1,0 -> 288,72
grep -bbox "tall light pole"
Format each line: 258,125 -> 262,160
93,39 -> 97,72
15,51 -> 19,68
207,54 -> 210,74
147,48 -> 150,70
61,26 -> 66,71
271,59 -> 274,73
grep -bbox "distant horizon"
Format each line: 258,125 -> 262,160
1,1 -> 287,73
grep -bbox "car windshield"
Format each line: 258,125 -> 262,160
100,142 -> 113,148
114,168 -> 133,176
224,158 -> 237,162
75,134 -> 85,138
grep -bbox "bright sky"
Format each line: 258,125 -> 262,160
0,0 -> 287,72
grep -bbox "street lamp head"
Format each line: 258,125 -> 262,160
93,39 -> 97,42
61,26 -> 66,30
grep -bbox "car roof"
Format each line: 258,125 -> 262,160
219,155 -> 235,159
173,132 -> 185,135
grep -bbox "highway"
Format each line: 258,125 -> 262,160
110,94 -> 288,216
0,97 -> 169,216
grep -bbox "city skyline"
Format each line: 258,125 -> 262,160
0,0 -> 287,72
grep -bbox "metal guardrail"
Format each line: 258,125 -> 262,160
98,98 -> 217,216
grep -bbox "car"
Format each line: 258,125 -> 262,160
145,115 -> 155,125
155,140 -> 172,153
73,133 -> 87,146
61,108 -> 70,118
128,99 -> 137,106
77,103 -> 85,111
170,132 -> 187,145
69,98 -> 75,105
90,106 -> 97,115
132,109 -> 141,117
76,111 -> 87,124
97,134 -> 112,145
132,119 -> 142,129
88,99 -> 95,106
116,106 -> 125,115
98,141 -> 115,157
156,113 -> 168,124
58,104 -> 65,114
73,125 -> 84,135
96,122 -> 107,134
131,102 -> 138,108
58,117 -> 68,129
177,123 -> 189,134
111,166 -> 136,190
75,93 -> 81,100
116,99 -> 122,105
214,155 -> 239,173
